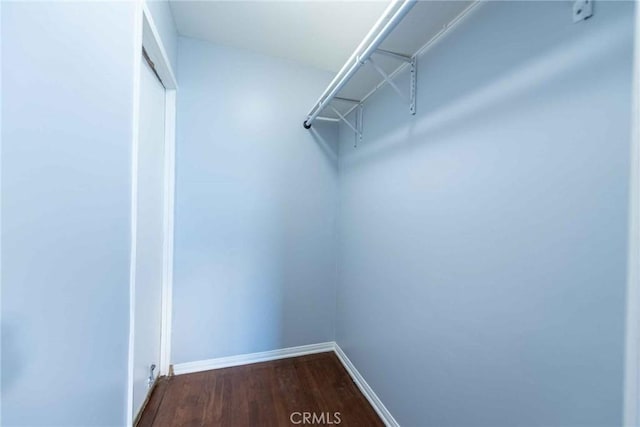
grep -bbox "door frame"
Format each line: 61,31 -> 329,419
625,2 -> 640,427
127,2 -> 178,425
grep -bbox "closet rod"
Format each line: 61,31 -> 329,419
303,0 -> 416,129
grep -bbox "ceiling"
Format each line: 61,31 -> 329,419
169,1 -> 391,72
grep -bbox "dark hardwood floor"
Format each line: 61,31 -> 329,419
137,352 -> 384,426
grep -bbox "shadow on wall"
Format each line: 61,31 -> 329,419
310,122 -> 339,166
276,119 -> 339,351
341,8 -> 630,170
1,317 -> 27,393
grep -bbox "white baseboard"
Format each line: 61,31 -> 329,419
333,344 -> 400,427
172,341 -> 399,426
172,342 -> 335,375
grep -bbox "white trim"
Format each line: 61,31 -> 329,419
159,89 -> 176,376
142,3 -> 178,90
333,345 -> 399,427
128,4 -> 179,425
0,1 -> 5,424
126,2 -> 144,426
623,2 -> 640,426
141,2 -> 179,379
173,342 -> 336,375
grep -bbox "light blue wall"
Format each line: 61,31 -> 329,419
172,37 -> 338,364
1,2 -> 136,425
336,2 -> 634,426
145,0 -> 178,75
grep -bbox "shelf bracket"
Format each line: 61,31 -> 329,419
335,97 -> 361,104
369,53 -> 417,116
375,48 -> 412,63
315,116 -> 340,123
410,55 -> 417,115
356,104 -> 363,148
573,0 -> 593,23
330,105 -> 363,147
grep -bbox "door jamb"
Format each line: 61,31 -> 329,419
624,2 -> 640,426
127,3 -> 178,425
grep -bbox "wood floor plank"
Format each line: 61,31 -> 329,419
136,377 -> 170,427
140,352 -> 384,426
